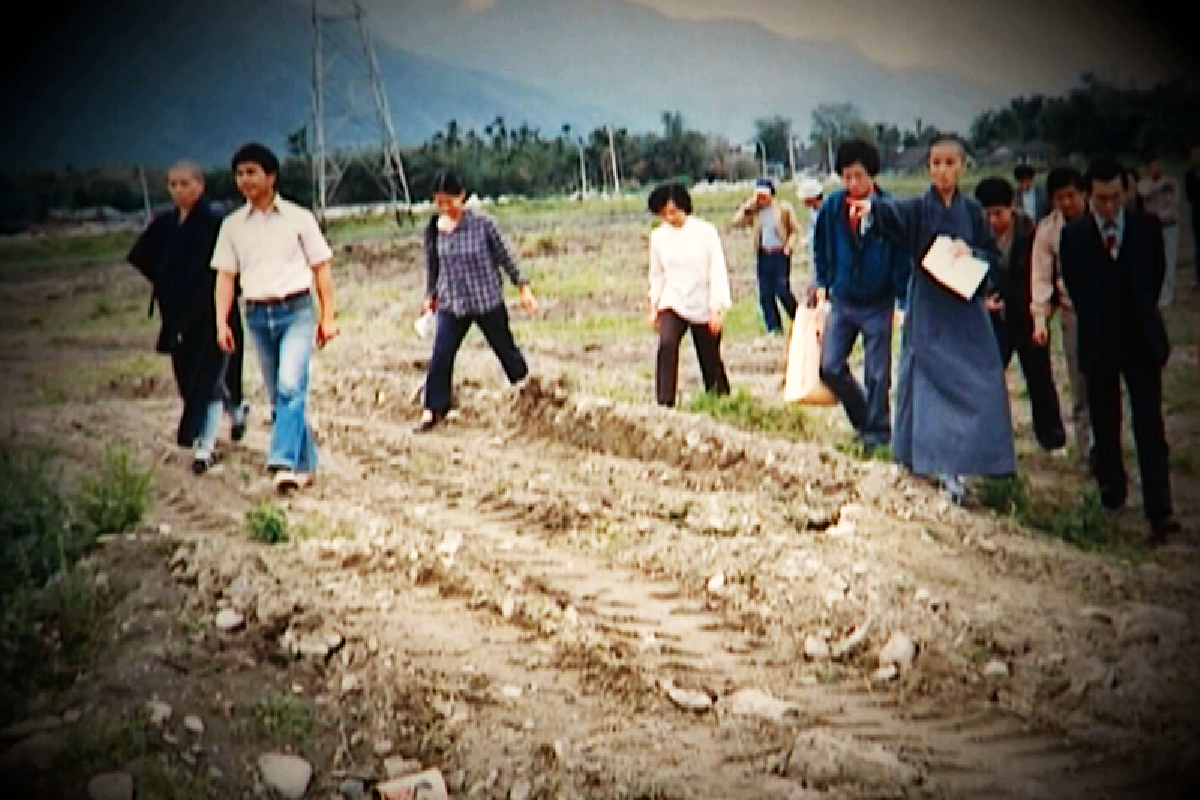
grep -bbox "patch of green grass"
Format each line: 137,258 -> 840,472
978,475 -> 1143,557
254,692 -> 316,745
0,229 -> 137,270
513,311 -> 645,342
0,442 -> 120,724
77,445 -> 153,536
1171,444 -> 1200,476
30,713 -> 213,800
244,502 -> 289,545
685,388 -> 810,439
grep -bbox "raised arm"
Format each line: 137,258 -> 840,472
730,198 -> 755,227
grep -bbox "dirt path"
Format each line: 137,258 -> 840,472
4,224 -> 1199,798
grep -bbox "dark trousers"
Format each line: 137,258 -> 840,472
425,305 -> 528,415
756,250 -> 798,333
819,298 -> 893,447
1086,350 -> 1172,522
225,311 -> 244,408
655,309 -> 730,407
990,312 -> 1067,451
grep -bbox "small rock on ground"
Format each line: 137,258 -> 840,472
878,632 -> 916,669
215,608 -> 245,631
984,660 -> 1010,678
87,771 -> 134,800
785,728 -> 920,790
667,686 -> 712,712
258,753 -> 312,799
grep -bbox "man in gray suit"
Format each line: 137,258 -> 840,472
1013,164 -> 1050,222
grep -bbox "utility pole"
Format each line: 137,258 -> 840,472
310,0 -> 412,229
607,125 -> 620,194
788,135 -> 796,180
577,138 -> 588,197
137,165 -> 152,225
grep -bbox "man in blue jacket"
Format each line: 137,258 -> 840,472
811,138 -> 912,452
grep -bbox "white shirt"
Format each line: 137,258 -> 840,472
211,194 -> 333,300
648,215 -> 732,325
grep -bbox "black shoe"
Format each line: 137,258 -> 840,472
1149,517 -> 1182,544
192,454 -> 213,475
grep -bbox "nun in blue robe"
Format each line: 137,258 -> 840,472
868,187 -> 1018,484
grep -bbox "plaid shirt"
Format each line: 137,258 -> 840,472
425,211 -> 527,316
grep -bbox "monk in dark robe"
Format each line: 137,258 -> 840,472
127,160 -> 247,473
848,134 -> 1017,505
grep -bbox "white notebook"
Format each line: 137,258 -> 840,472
921,235 -> 989,300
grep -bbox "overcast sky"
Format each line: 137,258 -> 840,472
451,0 -> 1190,99
645,0 -> 1190,96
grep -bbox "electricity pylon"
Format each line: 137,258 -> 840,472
310,0 -> 412,228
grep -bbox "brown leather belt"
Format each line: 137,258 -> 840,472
245,289 -> 311,307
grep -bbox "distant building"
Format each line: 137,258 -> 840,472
982,141 -> 1057,166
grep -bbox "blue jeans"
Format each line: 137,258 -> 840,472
819,297 -> 894,448
756,250 -> 798,333
244,293 -> 318,473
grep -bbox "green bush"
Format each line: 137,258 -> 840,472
245,502 -> 289,545
77,444 -> 153,536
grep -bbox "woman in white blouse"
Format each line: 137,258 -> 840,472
647,182 -> 733,407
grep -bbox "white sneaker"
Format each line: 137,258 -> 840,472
272,469 -> 313,493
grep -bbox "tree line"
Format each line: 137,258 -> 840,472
2,74 -> 1197,229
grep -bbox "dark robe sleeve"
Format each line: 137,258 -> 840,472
127,214 -> 168,286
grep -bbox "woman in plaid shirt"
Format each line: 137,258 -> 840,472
416,171 -> 538,432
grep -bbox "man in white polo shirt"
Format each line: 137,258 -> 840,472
212,143 -> 338,493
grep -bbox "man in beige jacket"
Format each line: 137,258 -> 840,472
1030,166 -> 1090,465
732,178 -> 801,334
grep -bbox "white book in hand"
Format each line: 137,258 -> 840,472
921,235 -> 988,300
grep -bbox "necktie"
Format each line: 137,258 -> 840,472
1104,227 -> 1117,259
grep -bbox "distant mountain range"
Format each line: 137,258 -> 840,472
2,0 -> 1010,171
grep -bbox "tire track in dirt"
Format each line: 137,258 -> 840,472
317,399 -> 1182,800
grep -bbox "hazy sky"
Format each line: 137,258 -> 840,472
451,0 -> 1189,98
631,0 -> 1188,97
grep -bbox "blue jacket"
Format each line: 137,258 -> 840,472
812,187 -> 912,309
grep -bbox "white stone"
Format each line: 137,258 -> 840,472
145,701 -> 172,727
721,688 -> 801,722
870,664 -> 899,683
804,635 -> 830,661
984,660 -> 1010,679
183,715 -> 204,735
667,686 -> 712,712
706,572 -> 725,593
878,632 -> 917,669
914,588 -> 931,604
257,753 -> 312,799
214,609 -> 244,632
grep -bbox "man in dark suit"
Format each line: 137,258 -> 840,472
975,176 -> 1067,454
1060,155 -> 1180,542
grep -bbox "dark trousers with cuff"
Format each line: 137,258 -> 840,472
424,305 -> 528,415
1085,349 -> 1172,522
990,311 -> 1068,451
655,309 -> 730,407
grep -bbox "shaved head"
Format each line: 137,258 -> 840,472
168,159 -> 205,183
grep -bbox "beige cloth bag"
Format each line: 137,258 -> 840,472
784,301 -> 837,405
